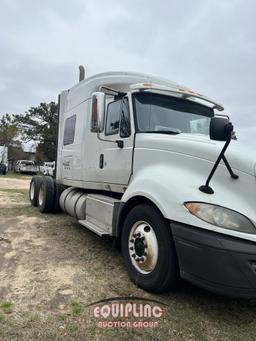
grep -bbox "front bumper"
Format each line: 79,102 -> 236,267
20,169 -> 37,174
171,222 -> 256,298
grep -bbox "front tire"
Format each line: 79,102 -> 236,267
121,204 -> 179,293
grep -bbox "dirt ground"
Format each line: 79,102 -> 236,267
0,174 -> 256,340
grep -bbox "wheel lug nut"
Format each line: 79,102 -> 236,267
130,239 -> 134,243
131,253 -> 136,258
135,257 -> 140,262
129,247 -> 134,251
140,257 -> 144,262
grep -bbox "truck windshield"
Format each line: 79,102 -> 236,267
21,161 -> 34,166
133,92 -> 214,135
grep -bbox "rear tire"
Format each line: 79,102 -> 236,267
38,176 -> 55,213
29,175 -> 42,206
121,204 -> 179,293
52,182 -> 66,213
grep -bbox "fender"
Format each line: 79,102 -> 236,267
120,151 -> 256,242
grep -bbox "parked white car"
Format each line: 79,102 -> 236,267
15,160 -> 38,174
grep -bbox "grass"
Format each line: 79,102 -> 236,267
3,170 -> 32,180
0,310 -> 148,341
0,189 -> 29,216
24,312 -> 41,323
1,177 -> 256,340
57,313 -> 67,321
0,301 -> 13,314
69,300 -> 82,317
0,188 -> 28,195
0,205 -> 36,217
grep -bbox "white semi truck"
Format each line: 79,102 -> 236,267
29,69 -> 256,297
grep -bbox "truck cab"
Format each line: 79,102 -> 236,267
29,71 -> 256,297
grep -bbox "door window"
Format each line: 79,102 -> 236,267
105,98 -> 131,137
105,100 -> 121,136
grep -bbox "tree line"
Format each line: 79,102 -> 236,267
0,102 -> 58,163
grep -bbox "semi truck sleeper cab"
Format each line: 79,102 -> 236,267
29,70 -> 256,297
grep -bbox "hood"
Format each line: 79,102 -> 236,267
136,133 -> 256,176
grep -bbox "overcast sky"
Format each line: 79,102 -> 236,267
0,0 -> 255,147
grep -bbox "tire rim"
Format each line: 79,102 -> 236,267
38,185 -> 44,206
128,221 -> 158,274
30,182 -> 35,200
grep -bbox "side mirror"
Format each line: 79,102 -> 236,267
91,92 -> 105,133
210,117 -> 233,141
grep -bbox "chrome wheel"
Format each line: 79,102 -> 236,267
30,182 -> 35,200
38,185 -> 44,206
128,221 -> 158,274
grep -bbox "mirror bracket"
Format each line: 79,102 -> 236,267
199,122 -> 239,194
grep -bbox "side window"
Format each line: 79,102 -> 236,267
120,98 -> 131,138
63,115 -> 76,145
105,100 -> 121,136
105,98 -> 131,137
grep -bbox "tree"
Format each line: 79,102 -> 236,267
14,102 -> 58,162
0,114 -> 20,146
0,114 -> 24,169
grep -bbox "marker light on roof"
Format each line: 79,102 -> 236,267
143,83 -> 152,88
130,83 -> 224,111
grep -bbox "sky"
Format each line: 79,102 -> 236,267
0,0 -> 255,147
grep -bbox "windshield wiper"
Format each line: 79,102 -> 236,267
145,128 -> 181,135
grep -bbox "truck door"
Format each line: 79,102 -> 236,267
97,96 -> 134,185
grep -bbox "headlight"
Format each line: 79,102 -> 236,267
184,202 -> 256,234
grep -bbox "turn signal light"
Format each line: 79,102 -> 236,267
184,202 -> 199,215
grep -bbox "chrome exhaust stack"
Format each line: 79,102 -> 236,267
79,65 -> 85,82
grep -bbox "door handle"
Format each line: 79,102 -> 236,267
116,140 -> 124,148
99,154 -> 104,169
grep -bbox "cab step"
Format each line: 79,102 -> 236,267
78,194 -> 121,236
78,219 -> 110,236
